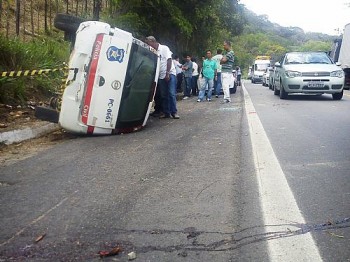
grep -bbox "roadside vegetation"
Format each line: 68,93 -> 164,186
0,34 -> 70,104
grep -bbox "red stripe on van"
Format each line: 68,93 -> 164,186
87,125 -> 95,135
82,33 -> 104,125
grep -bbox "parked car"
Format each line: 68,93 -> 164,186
36,19 -> 160,135
268,66 -> 276,90
262,67 -> 270,87
273,52 -> 344,100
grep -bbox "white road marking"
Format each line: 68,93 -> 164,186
242,83 -> 322,261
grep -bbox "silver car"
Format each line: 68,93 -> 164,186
274,52 -> 345,100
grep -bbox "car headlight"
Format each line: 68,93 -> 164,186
330,70 -> 344,78
285,70 -> 302,78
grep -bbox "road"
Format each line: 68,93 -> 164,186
243,81 -> 350,261
0,83 -> 349,261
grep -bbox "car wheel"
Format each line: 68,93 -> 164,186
35,106 -> 59,123
230,85 -> 237,94
332,91 -> 343,100
279,82 -> 288,99
54,13 -> 84,34
274,85 -> 280,95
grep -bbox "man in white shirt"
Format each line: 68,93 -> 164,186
173,55 -> 183,93
145,36 -> 179,119
191,57 -> 199,96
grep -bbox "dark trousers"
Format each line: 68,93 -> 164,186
176,73 -> 183,92
191,75 -> 199,96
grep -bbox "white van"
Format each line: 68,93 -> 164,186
37,20 -> 160,135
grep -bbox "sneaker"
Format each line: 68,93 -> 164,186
159,113 -> 171,119
197,99 -> 201,102
171,113 -> 180,119
207,98 -> 211,102
225,99 -> 231,103
215,95 -> 219,98
182,96 -> 189,100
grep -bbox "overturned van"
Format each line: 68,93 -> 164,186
38,19 -> 159,135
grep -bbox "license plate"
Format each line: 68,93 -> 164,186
308,81 -> 324,88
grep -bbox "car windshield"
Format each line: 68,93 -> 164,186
116,41 -> 158,128
285,53 -> 332,65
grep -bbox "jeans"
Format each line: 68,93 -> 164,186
158,74 -> 177,115
214,72 -> 222,95
184,76 -> 192,97
168,74 -> 177,114
191,75 -> 199,96
198,77 -> 214,100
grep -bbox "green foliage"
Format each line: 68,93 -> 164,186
104,0 -> 243,58
296,40 -> 332,52
0,34 -> 70,104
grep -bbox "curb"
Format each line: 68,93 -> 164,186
0,123 -> 60,145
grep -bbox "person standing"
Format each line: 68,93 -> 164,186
236,66 -> 242,87
220,40 -> 235,103
212,49 -> 223,98
191,57 -> 199,96
173,55 -> 183,93
181,54 -> 193,99
197,50 -> 217,102
145,36 -> 179,119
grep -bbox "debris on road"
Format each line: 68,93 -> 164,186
98,246 -> 122,258
128,251 -> 137,260
34,233 -> 46,243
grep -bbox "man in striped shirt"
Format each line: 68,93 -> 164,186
220,40 -> 235,103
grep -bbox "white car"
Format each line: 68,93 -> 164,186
274,52 -> 344,100
37,19 -> 160,135
262,68 -> 270,87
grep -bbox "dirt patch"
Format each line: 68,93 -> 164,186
0,128 -> 77,167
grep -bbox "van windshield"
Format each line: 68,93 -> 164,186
255,63 -> 269,71
116,42 -> 158,129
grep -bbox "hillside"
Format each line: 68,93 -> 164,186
230,5 -> 336,74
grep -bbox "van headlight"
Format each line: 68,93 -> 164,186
285,71 -> 302,78
330,70 -> 344,78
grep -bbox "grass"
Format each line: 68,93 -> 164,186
0,32 -> 70,105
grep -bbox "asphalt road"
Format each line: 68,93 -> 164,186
244,81 -> 350,261
1,88 -> 268,261
1,83 -> 349,261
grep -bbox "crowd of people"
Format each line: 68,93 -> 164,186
145,36 -> 240,119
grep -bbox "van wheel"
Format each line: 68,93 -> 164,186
332,91 -> 343,100
54,13 -> 84,34
35,106 -> 59,123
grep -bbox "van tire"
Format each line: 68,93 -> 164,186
35,106 -> 59,123
54,13 -> 84,34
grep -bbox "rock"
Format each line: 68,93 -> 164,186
128,251 -> 137,260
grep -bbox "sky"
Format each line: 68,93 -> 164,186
239,0 -> 350,35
